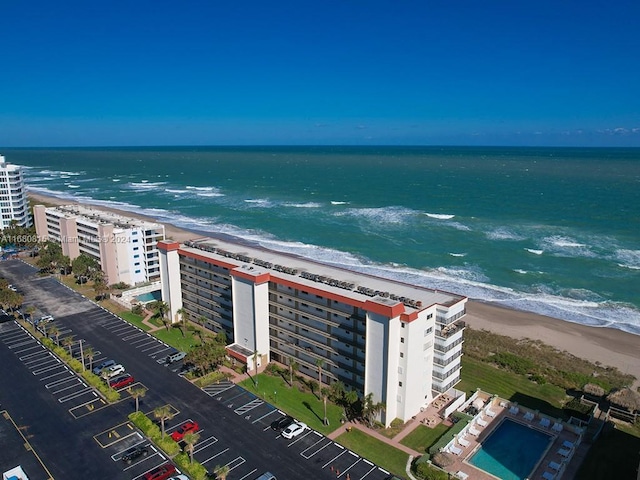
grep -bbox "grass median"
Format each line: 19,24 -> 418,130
335,428 -> 409,478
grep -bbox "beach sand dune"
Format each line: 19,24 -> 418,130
28,192 -> 640,387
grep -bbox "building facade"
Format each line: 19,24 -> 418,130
159,237 -> 467,426
33,204 -> 165,285
0,155 -> 32,229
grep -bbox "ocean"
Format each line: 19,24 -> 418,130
4,146 -> 640,335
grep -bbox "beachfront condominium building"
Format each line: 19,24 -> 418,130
159,237 -> 467,426
0,155 -> 32,229
33,204 -> 165,285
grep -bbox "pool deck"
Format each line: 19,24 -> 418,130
445,398 -> 583,480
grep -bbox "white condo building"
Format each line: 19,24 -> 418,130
159,237 -> 467,426
33,204 -> 165,285
0,155 -> 32,229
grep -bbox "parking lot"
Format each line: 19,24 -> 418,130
0,260 -> 398,480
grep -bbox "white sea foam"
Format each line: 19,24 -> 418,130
66,184 -> 80,189
284,202 -> 322,208
486,227 -> 525,241
244,199 -> 275,208
614,249 -> 640,269
186,186 -> 216,191
449,222 -> 472,231
337,206 -> 417,225
619,263 -> 640,270
514,269 -> 529,274
197,192 -> 225,198
128,181 -> 167,191
525,248 -> 544,255
546,236 -> 586,248
425,213 -> 455,220
165,189 -> 190,194
331,201 -> 349,205
449,253 -> 467,257
112,179 -> 121,182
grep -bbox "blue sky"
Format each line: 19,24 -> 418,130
1,1 -> 639,147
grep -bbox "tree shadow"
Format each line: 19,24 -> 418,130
302,401 -> 322,423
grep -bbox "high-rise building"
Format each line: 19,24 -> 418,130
0,155 -> 32,229
159,237 -> 467,426
33,204 -> 165,285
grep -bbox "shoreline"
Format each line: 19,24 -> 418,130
27,191 -> 640,387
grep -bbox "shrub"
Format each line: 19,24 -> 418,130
173,453 -> 208,480
414,461 -> 449,480
193,370 -> 231,388
492,352 -> 535,375
128,412 -> 180,456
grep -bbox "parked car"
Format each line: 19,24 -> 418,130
105,364 -> 125,378
109,374 -> 135,389
255,473 -> 277,480
271,415 -> 294,431
167,476 -> 189,480
170,420 -> 199,442
93,359 -> 116,375
144,463 -> 176,480
122,445 -> 148,464
166,350 -> 187,364
281,421 -> 307,439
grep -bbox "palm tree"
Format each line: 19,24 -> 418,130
176,307 -> 190,337
361,393 -> 386,427
213,464 -> 230,480
182,432 -> 200,463
48,325 -> 60,346
128,386 -> 146,412
153,405 -> 174,438
62,335 -> 75,356
25,305 -> 36,322
315,358 -> 324,386
321,387 -> 330,426
288,356 -> 298,387
84,346 -> 95,372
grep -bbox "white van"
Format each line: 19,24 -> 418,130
166,350 -> 187,364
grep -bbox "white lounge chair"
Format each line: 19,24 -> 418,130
539,418 -> 551,428
523,412 -> 534,421
455,471 -> 469,480
549,461 -> 562,471
469,426 -> 481,436
458,436 -> 470,447
477,417 -> 488,427
509,406 -> 520,415
486,408 -> 496,417
542,472 -> 556,480
449,445 -> 463,455
562,440 -> 574,449
558,448 -> 571,458
552,422 -> 563,432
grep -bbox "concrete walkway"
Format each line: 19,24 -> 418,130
328,421 -> 422,457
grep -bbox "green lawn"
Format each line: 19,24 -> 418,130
152,325 -> 200,352
239,374 -> 343,435
118,311 -> 152,331
400,424 -> 449,453
335,429 -> 409,479
458,357 -> 569,418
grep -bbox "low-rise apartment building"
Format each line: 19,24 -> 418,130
0,155 -> 32,229
159,237 -> 467,426
33,204 -> 165,285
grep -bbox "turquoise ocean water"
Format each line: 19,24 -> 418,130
4,146 -> 639,334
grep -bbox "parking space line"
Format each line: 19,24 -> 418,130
287,428 -> 314,447
69,397 -> 108,418
28,357 -> 58,369
39,368 -> 69,381
123,450 -> 161,471
19,347 -> 47,359
200,447 -> 229,466
14,344 -> 45,355
45,376 -> 78,388
32,362 -> 63,376
252,408 -> 278,424
237,469 -> 258,480
142,343 -> 168,353
146,346 -> 172,357
133,339 -> 158,348
193,435 -> 219,454
58,387 -> 94,403
122,332 -> 147,341
225,456 -> 245,472
23,353 -> 52,364
220,389 -> 251,405
322,448 -> 346,469
234,398 -> 263,415
110,435 -> 146,460
359,464 -> 378,479
337,452 -> 361,478
8,339 -> 37,349
49,381 -> 85,395
301,436 -> 332,459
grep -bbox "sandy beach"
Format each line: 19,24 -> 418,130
28,191 -> 640,387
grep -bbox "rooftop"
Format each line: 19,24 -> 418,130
43,204 -> 164,231
181,237 -> 466,313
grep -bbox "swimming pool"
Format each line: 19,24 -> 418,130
136,290 -> 162,303
469,418 -> 553,480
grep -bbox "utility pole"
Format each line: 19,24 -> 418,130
79,339 -> 85,370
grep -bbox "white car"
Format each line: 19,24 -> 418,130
168,476 -> 189,480
281,421 -> 307,439
105,364 -> 125,378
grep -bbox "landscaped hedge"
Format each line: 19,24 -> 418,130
40,337 -> 120,402
128,412 -> 180,456
173,453 -> 208,480
193,370 -> 232,388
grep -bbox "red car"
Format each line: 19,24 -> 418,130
144,463 -> 176,480
170,420 -> 199,442
109,374 -> 135,389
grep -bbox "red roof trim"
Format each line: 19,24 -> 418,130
180,248 -> 238,270
158,241 -> 180,252
231,269 -> 271,284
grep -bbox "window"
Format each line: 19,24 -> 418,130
424,327 -> 433,336
400,352 -> 404,358
400,337 -> 405,343
401,323 -> 405,328
399,381 -> 403,387
135,269 -> 141,273
427,313 -> 433,319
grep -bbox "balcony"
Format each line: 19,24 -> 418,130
436,320 -> 466,339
